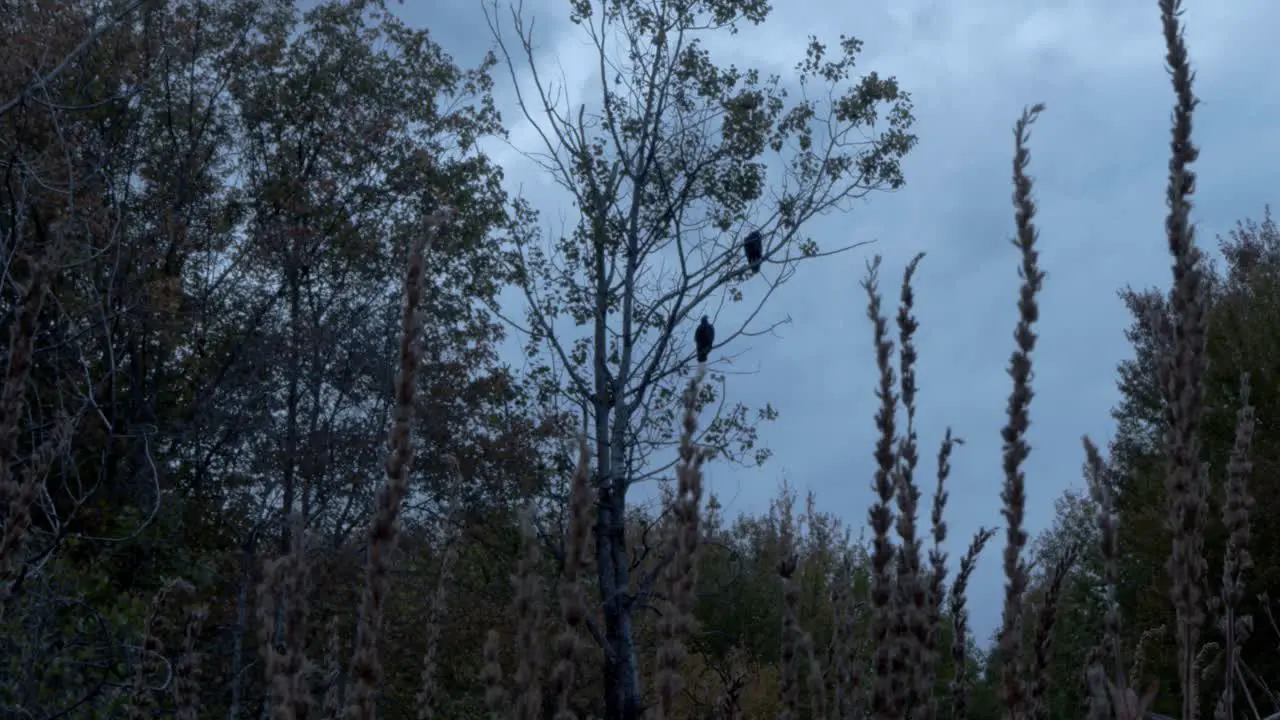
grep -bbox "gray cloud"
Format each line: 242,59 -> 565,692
405,0 -> 1280,646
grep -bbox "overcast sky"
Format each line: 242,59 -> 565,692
397,0 -> 1280,647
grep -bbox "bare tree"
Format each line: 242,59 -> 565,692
486,0 -> 917,715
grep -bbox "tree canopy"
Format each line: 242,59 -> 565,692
2,0 -> 1277,719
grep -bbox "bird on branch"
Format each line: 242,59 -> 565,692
695,316 -> 715,364
743,230 -> 763,275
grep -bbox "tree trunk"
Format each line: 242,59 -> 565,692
596,482 -> 642,720
281,268 -> 302,550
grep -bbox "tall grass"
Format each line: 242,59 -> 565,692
0,0 -> 1270,718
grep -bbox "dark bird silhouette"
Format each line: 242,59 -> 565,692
695,316 -> 715,363
743,230 -> 763,275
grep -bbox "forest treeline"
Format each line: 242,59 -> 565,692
1,0 -> 1277,719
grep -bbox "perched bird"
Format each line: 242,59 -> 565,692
695,316 -> 715,363
743,230 -> 763,275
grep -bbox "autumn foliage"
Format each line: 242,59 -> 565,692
2,1 -> 1279,719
